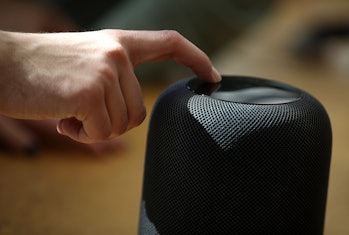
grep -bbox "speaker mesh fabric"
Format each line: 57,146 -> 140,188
139,76 -> 332,235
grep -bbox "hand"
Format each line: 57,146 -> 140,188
0,116 -> 123,155
0,115 -> 38,154
0,30 -> 221,143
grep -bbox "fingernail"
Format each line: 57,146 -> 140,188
212,66 -> 222,82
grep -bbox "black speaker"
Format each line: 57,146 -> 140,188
139,75 -> 332,234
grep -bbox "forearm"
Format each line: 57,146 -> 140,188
0,30 -> 72,119
0,30 -> 16,80
0,30 -> 53,119
0,30 -> 21,115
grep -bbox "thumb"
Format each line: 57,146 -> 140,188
57,117 -> 86,141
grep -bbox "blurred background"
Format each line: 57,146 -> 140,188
0,0 -> 348,234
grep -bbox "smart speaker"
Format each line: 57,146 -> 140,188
139,75 -> 332,234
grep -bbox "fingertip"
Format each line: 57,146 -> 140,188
211,66 -> 222,83
198,66 -> 221,83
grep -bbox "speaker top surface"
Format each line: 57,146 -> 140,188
187,76 -> 302,104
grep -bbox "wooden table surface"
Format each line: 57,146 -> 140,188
1,1 -> 349,234
0,85 -> 163,234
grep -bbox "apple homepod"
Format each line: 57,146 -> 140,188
139,75 -> 332,234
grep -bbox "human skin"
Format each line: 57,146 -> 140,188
0,29 -> 221,144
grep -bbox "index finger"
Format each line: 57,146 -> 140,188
117,30 -> 221,83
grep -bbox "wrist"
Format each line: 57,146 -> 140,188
0,30 -> 31,117
0,31 -> 15,113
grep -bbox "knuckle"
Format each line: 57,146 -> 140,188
107,45 -> 129,62
161,30 -> 184,47
97,31 -> 130,65
93,30 -> 130,66
72,90 -> 96,117
97,63 -> 117,84
93,128 -> 112,142
112,115 -> 129,137
101,40 -> 129,65
130,105 -> 147,128
99,29 -> 124,39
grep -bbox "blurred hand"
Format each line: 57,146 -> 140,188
0,115 -> 38,154
0,116 -> 124,155
0,29 -> 221,144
